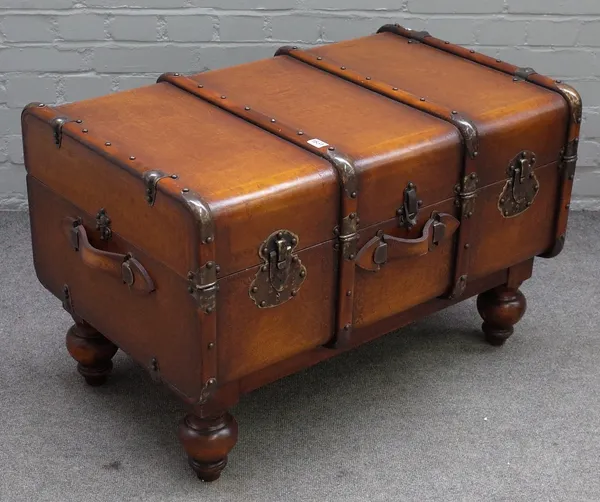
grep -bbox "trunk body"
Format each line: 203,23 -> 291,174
23,25 -> 580,404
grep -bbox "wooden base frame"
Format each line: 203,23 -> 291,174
65,260 -> 533,481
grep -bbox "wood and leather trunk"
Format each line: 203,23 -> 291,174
22,24 -> 581,407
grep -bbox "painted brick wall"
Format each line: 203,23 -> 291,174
1,0 -> 599,210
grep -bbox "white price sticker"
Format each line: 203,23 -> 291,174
307,138 -> 329,148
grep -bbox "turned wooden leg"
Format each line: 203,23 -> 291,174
178,411 -> 238,482
477,286 -> 527,346
65,320 -> 118,386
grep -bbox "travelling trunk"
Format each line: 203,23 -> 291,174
22,24 -> 581,481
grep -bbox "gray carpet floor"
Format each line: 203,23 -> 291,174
1,211 -> 599,502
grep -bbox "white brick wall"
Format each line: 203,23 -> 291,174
0,0 -> 599,210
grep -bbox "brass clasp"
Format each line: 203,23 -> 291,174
397,182 -> 421,228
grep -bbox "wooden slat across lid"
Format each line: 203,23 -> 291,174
23,84 -> 339,277
308,30 -> 570,188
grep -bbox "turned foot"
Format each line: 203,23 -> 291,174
179,412 -> 238,482
65,320 -> 118,386
476,286 -> 527,346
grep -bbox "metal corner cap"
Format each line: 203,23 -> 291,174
274,45 -> 296,57
555,82 -> 583,125
22,102 -> 48,119
156,72 -> 179,84
449,113 -> 479,159
181,190 -> 215,242
377,24 -> 399,34
325,149 -> 359,197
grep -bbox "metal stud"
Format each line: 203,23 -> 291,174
251,286 -> 258,293
299,269 -> 306,278
277,231 -> 283,238
349,212 -> 356,219
344,324 -> 351,331
566,203 -> 570,209
292,46 -> 298,49
220,95 -> 226,99
271,118 -> 276,123
328,146 -> 335,151
366,76 -> 372,80
206,236 -> 214,243
173,73 -> 180,77
206,261 -> 214,269
350,191 -> 357,199
292,256 -> 299,263
261,265 -> 267,272
244,106 -> 250,111
215,265 -> 221,273
105,142 -> 111,146
393,87 -> 398,91
298,130 -> 304,135
445,41 -> 450,44
170,174 -> 178,179
349,253 -> 356,260
452,110 -> 458,115
464,243 -> 470,249
129,155 -> 136,160
317,56 -> 323,60
470,49 -> 475,53
208,342 -> 215,350
182,188 -> 189,193
38,103 -> 46,107
291,237 -> 297,245
420,97 -> 426,101
496,59 -> 502,63
76,119 -> 82,123
504,210 -> 509,216
340,66 -> 346,70
291,290 -> 297,297
569,174 -> 575,181
470,173 -> 477,179
260,301 -> 267,307
82,128 -> 89,133
198,84 -> 204,88
513,77 -> 519,82
206,307 -> 213,314
346,290 -> 352,296
467,211 -> 473,218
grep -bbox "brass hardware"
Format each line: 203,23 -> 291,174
142,170 -> 169,206
180,190 -> 215,244
398,182 -> 419,228
458,173 -> 478,219
325,149 -> 358,199
340,213 -> 359,260
561,138 -> 579,181
121,259 -> 134,286
50,116 -> 70,148
556,83 -> 583,126
194,377 -> 218,405
374,241 -> 388,265
62,284 -> 74,314
149,357 -> 161,383
514,66 -> 537,81
449,275 -> 468,299
188,262 -> 218,314
249,230 -> 306,308
499,151 -> 539,218
449,113 -> 479,158
95,208 -> 112,241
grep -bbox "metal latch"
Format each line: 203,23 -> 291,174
499,151 -> 539,218
397,182 -> 421,229
374,240 -> 388,265
95,208 -> 112,241
249,229 -> 307,308
269,235 -> 293,292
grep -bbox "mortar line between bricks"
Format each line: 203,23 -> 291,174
5,9 -> 600,20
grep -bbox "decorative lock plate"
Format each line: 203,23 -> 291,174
249,230 -> 306,308
499,151 -> 539,218
397,182 -> 421,228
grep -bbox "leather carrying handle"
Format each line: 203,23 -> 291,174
356,212 -> 460,272
64,218 -> 155,294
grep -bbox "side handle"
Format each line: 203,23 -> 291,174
356,212 -> 460,272
65,218 -> 155,294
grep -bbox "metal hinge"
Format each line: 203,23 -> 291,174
455,173 -> 478,219
188,262 -> 219,314
560,139 -> 579,181
95,208 -> 112,241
